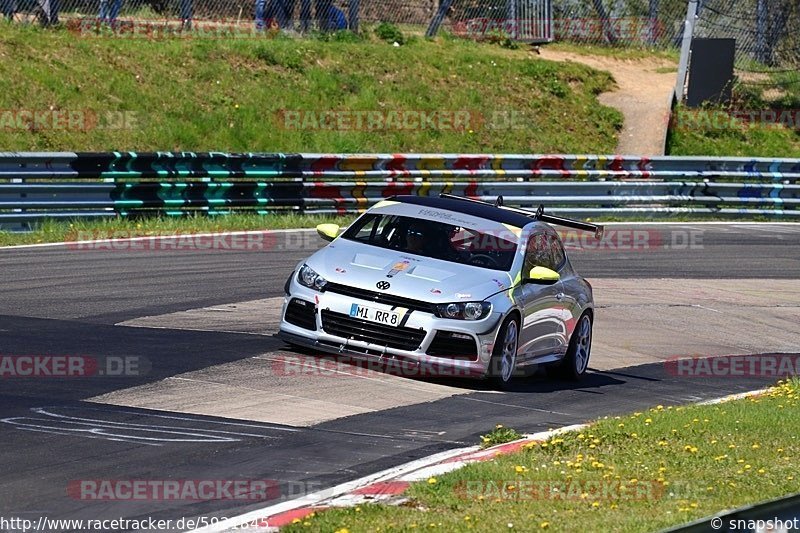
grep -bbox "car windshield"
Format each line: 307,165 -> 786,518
341,213 -> 518,271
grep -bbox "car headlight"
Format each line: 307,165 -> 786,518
434,301 -> 492,320
297,264 -> 328,291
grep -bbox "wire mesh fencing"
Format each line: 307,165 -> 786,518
0,0 -> 442,34
0,0 -> 679,44
2,0 -> 798,98
0,1 -> 693,48
690,0 -> 800,107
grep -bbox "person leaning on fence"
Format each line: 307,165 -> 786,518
317,2 -> 345,32
255,0 -> 295,31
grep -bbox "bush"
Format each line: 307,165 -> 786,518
484,28 -> 519,50
374,22 -> 405,45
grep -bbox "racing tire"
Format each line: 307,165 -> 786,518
555,312 -> 593,381
488,316 -> 520,390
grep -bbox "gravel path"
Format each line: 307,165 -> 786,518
539,49 -> 678,156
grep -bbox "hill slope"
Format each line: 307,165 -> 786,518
0,25 -> 622,153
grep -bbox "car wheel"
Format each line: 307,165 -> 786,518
556,313 -> 592,380
489,316 -> 519,389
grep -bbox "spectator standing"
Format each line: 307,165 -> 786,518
256,0 -> 295,31
98,0 -> 121,25
316,0 -> 345,31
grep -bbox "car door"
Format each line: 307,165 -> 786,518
546,230 -> 571,356
515,232 -> 565,364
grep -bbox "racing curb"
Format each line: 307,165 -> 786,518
191,423 -> 587,533
193,388 -> 770,532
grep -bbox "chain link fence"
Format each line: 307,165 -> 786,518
2,0 -> 798,103
690,0 -> 800,106
1,0 -> 684,44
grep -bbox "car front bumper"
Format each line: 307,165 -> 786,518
277,281 -> 505,379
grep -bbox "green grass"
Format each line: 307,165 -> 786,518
284,379 -> 800,532
546,41 -> 679,62
653,66 -> 676,74
0,212 -> 786,247
0,213 -> 357,246
667,70 -> 800,157
667,104 -> 800,157
480,424 -> 525,449
0,22 -> 622,154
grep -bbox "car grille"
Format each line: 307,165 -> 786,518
320,310 -> 427,351
426,331 -> 479,360
284,298 -> 317,330
323,283 -> 435,314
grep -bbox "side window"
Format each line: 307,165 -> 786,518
549,233 -> 566,271
524,233 -> 553,273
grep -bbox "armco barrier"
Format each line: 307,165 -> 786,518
1,152 -> 799,225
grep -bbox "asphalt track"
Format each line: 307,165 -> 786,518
0,223 -> 799,531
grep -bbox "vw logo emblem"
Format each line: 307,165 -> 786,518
376,281 -> 391,290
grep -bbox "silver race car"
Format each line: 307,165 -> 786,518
278,194 -> 603,387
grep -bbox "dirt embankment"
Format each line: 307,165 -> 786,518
539,49 -> 677,156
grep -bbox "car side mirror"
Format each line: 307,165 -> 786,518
316,223 -> 340,242
523,266 -> 560,285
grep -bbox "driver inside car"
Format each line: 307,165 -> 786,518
405,222 -> 427,254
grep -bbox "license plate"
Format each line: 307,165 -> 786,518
349,303 -> 401,326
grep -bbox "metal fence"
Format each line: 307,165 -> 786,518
686,0 -> 800,105
0,0 -> 663,44
4,0 -> 799,68
1,152 -> 798,228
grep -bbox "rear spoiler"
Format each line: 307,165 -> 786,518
438,193 -> 604,239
